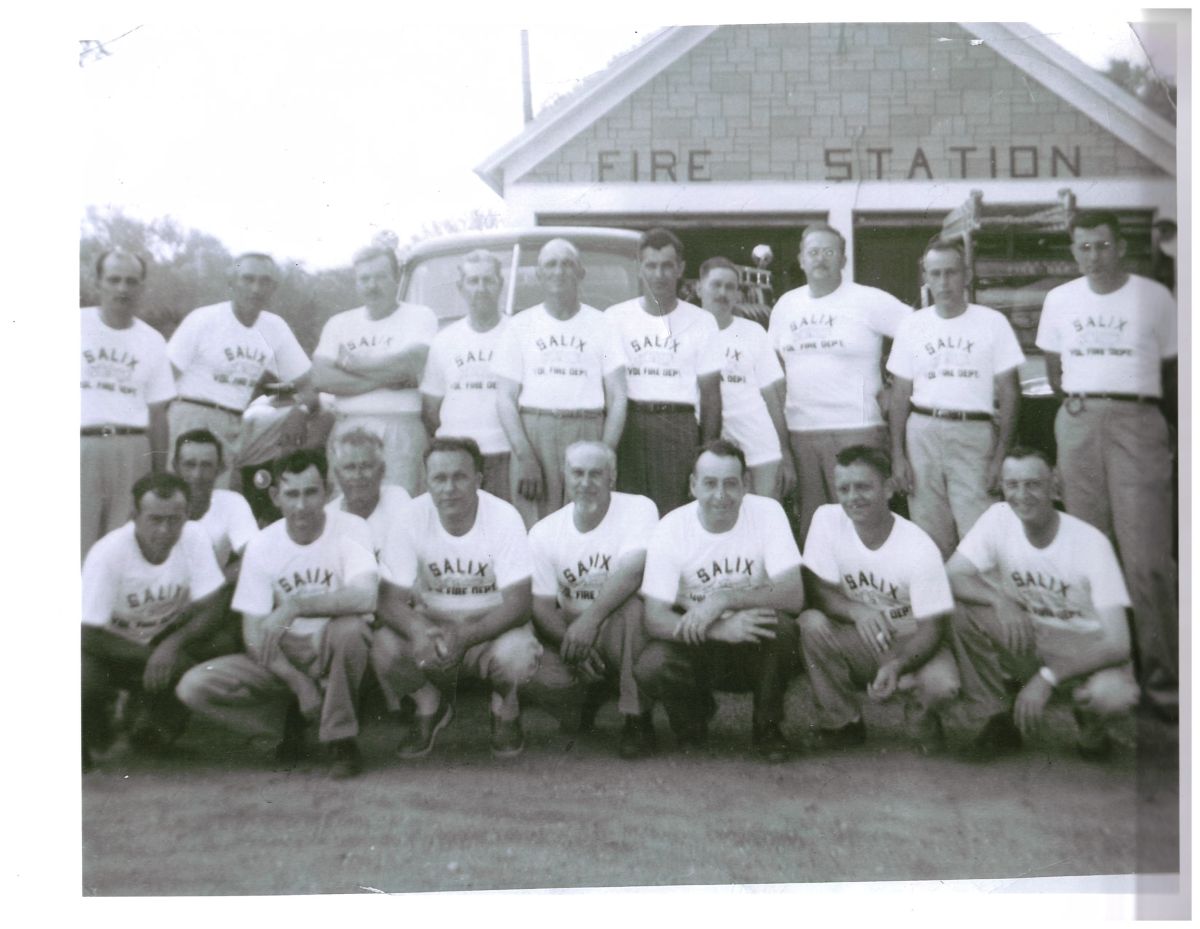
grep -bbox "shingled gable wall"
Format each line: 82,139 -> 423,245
520,23 -> 1166,185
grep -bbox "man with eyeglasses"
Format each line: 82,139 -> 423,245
768,223 -> 911,540
1035,210 -> 1178,722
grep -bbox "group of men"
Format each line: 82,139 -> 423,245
80,210 -> 1178,779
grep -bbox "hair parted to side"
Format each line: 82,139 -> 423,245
352,244 -> 401,279
695,438 -> 747,474
174,428 -> 224,468
1004,444 -> 1056,470
458,248 -> 504,282
698,256 -> 740,280
425,436 -> 485,475
271,447 -> 328,483
921,236 -> 966,267
232,252 -> 278,270
639,227 -> 684,260
332,427 -> 385,465
131,471 -> 192,511
835,444 -> 892,480
799,222 -> 847,252
95,248 -> 149,281
1068,210 -> 1123,240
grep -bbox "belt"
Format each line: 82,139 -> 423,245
81,425 -> 146,437
910,404 -> 992,423
178,396 -> 244,417
1066,392 -> 1159,405
628,400 -> 695,414
519,406 -> 604,419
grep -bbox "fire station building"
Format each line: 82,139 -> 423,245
475,23 -> 1177,311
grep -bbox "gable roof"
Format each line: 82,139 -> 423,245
475,22 -> 1175,194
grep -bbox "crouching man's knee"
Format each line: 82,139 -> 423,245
325,614 -> 372,658
1073,665 -> 1140,718
482,625 -> 543,689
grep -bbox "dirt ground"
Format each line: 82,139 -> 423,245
81,680 -> 1180,896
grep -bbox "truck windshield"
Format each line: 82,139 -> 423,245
404,241 -> 642,324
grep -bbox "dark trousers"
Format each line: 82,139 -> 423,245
633,613 -> 799,735
617,406 -> 698,516
82,619 -> 241,750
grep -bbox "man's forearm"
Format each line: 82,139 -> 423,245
762,381 -> 791,462
457,587 -> 531,650
888,379 -> 912,457
888,615 -> 947,675
991,373 -> 1019,457
311,358 -> 378,397
291,578 -> 379,618
496,382 -> 537,460
810,578 -> 874,625
421,394 -> 443,437
707,570 -> 805,617
643,598 -> 683,640
601,371 -> 628,449
347,345 -> 428,388
576,558 -> 644,629
162,586 -> 234,650
531,598 -> 569,647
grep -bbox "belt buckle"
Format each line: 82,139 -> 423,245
1065,395 -> 1086,416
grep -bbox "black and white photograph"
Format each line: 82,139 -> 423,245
56,7 -> 1189,917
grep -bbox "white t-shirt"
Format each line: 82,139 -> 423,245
956,503 -> 1132,646
1035,274 -> 1177,397
641,494 -> 802,609
378,491 -> 533,615
234,510 -> 377,653
82,522 -> 224,645
326,484 -> 412,558
491,303 -> 624,411
81,308 -> 177,428
529,492 -> 660,618
768,281 -> 910,431
167,302 -> 311,412
314,302 -> 439,415
421,316 -> 510,455
887,304 -> 1025,412
606,299 -> 723,406
711,317 -> 784,466
194,489 -> 258,568
802,504 -> 953,636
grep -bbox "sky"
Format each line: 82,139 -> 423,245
78,11 -> 1183,270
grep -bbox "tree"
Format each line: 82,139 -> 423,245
1101,58 -> 1177,125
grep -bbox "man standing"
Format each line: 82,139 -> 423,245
176,449 -> 377,778
1035,211 -> 1178,720
768,223 -> 910,539
888,239 -> 1024,559
167,253 -> 314,486
636,441 -> 803,762
608,228 -> 722,515
798,446 -> 959,753
523,441 -> 660,758
324,427 -> 412,557
313,245 -> 439,496
372,438 -> 541,758
422,250 -> 512,502
493,239 -> 628,526
82,250 -> 176,559
82,473 -> 226,769
947,447 -> 1140,761
697,257 -> 792,500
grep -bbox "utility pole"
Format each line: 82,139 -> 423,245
521,30 -> 534,124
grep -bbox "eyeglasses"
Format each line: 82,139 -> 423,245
804,247 -> 840,259
1072,241 -> 1116,254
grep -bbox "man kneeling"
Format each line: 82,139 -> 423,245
798,445 -> 959,753
947,446 -> 1139,761
373,438 -> 540,759
523,441 -> 660,757
636,440 -> 803,762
